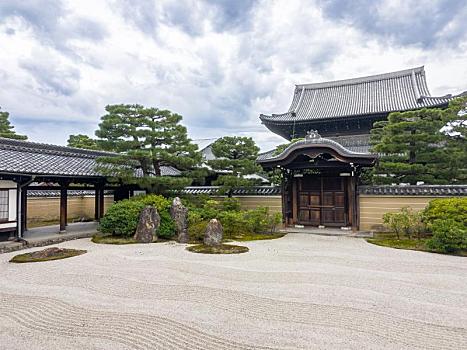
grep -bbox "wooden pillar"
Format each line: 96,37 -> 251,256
98,188 -> 105,221
59,186 -> 68,233
94,188 -> 100,221
280,176 -> 287,225
20,187 -> 27,234
291,177 -> 297,225
349,175 -> 358,232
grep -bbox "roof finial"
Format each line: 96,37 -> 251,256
305,130 -> 321,140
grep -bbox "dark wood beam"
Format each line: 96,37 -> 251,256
21,188 -> 27,234
98,188 -> 105,221
94,188 -> 100,221
59,185 -> 68,232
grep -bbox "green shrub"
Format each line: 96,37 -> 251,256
158,211 -> 176,239
244,207 -> 269,233
423,198 -> 467,228
130,194 -> 171,212
218,210 -> 250,237
99,199 -> 145,236
426,219 -> 467,253
269,212 -> 283,233
221,198 -> 241,211
383,208 -> 411,239
180,194 -> 212,209
188,220 -> 209,243
100,194 -> 175,238
186,199 -> 221,221
382,207 -> 425,239
184,196 -> 283,240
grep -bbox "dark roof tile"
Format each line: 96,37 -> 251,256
0,137 -> 180,177
359,185 -> 467,196
260,67 -> 453,124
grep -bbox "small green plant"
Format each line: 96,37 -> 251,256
269,212 -> 283,233
383,208 -> 410,239
426,219 -> 467,253
382,207 -> 425,239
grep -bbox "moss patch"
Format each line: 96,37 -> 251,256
91,235 -> 169,245
186,244 -> 249,254
10,248 -> 87,263
366,233 -> 467,256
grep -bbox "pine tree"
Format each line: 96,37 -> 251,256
0,108 -> 27,140
95,104 -> 201,194
67,134 -> 99,150
207,136 -> 261,196
370,99 -> 466,184
441,96 -> 467,182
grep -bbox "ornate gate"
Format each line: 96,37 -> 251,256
297,176 -> 347,227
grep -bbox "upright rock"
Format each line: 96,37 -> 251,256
170,197 -> 189,243
204,219 -> 223,246
134,206 -> 160,243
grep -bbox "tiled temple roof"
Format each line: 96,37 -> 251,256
27,189 -> 114,197
257,133 -> 375,163
26,185 -> 467,197
181,186 -> 281,196
260,67 -> 452,125
359,185 -> 467,196
0,137 -> 180,178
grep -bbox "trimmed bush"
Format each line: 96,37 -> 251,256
99,199 -> 145,236
130,194 -> 171,212
423,198 -> 467,228
426,219 -> 467,253
99,195 -> 175,238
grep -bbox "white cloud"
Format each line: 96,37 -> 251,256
0,0 -> 466,151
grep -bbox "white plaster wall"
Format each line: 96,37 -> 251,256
8,189 -> 17,221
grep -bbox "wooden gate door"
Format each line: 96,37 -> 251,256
321,177 -> 346,227
298,176 -> 321,225
297,176 -> 347,227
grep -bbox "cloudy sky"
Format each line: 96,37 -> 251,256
0,0 -> 466,151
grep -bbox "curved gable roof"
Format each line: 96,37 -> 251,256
257,136 -> 376,167
260,67 -> 452,124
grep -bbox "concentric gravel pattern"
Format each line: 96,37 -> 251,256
1,234 -> 466,349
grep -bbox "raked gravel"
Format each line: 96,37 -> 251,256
0,234 -> 466,349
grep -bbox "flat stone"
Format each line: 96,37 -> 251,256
134,206 -> 160,243
170,197 -> 189,243
204,219 -> 223,246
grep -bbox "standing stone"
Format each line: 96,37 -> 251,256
170,197 -> 189,243
134,206 -> 160,243
204,219 -> 223,246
